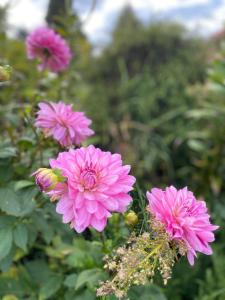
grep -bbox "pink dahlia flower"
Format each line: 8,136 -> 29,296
147,186 -> 218,265
35,101 -> 94,147
26,27 -> 72,72
49,145 -> 136,232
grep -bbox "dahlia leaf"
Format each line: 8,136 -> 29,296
0,250 -> 13,272
0,188 -> 21,216
0,146 -> 17,159
14,180 -> 35,191
17,187 -> 37,216
13,223 -> 28,251
64,273 -> 78,288
0,228 -> 13,260
75,268 -> 106,290
39,274 -> 63,299
128,284 -> 167,300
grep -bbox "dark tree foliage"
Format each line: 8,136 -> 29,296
0,5 -> 7,35
81,8 -> 209,190
46,0 -> 73,26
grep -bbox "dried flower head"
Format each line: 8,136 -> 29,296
97,216 -> 181,298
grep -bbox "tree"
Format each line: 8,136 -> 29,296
46,0 -> 73,26
0,5 -> 7,34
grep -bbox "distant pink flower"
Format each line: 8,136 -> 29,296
26,27 -> 72,72
49,145 -> 136,232
147,186 -> 218,266
35,101 -> 94,147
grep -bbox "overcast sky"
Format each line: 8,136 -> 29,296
0,0 -> 225,46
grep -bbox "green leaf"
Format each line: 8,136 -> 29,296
2,295 -> 19,300
39,275 -> 63,299
65,290 -> 95,300
66,249 -> 92,268
14,180 -> 34,191
0,278 -> 25,297
0,188 -> 21,216
0,250 -> 13,272
0,146 -> 17,159
18,137 -> 34,150
32,212 -> 54,244
17,187 -> 37,216
187,140 -> 206,152
0,228 -> 13,260
13,223 -> 28,251
128,284 -> 167,300
64,274 -> 77,288
25,260 -> 52,285
0,187 -> 37,218
75,268 -> 106,290
0,160 -> 13,183
0,216 -> 16,229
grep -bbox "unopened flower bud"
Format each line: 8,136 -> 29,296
32,168 -> 61,192
0,65 -> 12,82
125,211 -> 138,226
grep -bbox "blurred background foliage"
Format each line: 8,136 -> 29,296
0,0 -> 225,299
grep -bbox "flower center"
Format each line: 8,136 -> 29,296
80,169 -> 97,190
173,204 -> 192,218
43,48 -> 51,57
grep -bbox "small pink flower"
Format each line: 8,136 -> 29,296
35,101 -> 94,147
147,186 -> 219,266
26,27 -> 72,72
49,145 -> 136,232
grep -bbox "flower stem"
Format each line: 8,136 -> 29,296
100,231 -> 107,252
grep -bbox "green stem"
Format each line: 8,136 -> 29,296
100,231 -> 107,252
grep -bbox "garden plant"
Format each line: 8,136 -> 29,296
0,2 -> 224,300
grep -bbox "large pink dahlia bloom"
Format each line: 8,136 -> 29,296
147,186 -> 218,265
35,101 -> 94,147
26,27 -> 72,72
49,145 -> 136,232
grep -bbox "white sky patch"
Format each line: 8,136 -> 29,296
126,0 -> 211,11
81,0 -> 214,44
176,0 -> 225,36
0,0 -> 47,35
0,0 -> 225,45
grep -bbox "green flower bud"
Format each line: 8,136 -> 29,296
32,168 -> 60,192
125,211 -> 138,226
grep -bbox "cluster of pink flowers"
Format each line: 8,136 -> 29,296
29,26 -> 218,267
26,27 -> 72,72
33,98 -> 218,264
35,101 -> 94,147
